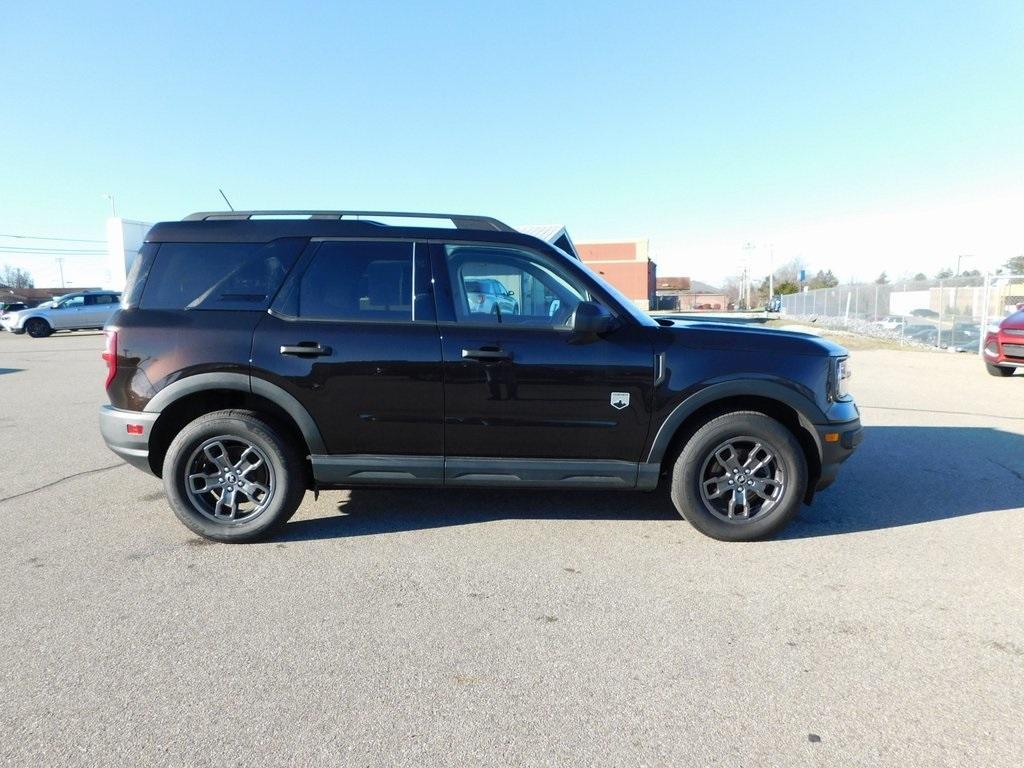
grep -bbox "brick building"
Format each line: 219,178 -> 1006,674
575,240 -> 656,310
655,277 -> 728,311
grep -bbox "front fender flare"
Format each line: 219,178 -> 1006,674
645,379 -> 826,464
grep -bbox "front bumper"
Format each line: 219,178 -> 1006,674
984,332 -> 1024,367
99,405 -> 159,475
814,415 -> 863,492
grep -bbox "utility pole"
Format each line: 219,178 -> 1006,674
768,244 -> 775,301
953,255 -> 970,323
742,242 -> 755,309
102,193 -> 117,217
55,257 -> 65,288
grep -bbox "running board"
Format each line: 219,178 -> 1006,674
310,455 -> 657,489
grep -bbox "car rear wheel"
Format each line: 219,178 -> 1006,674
670,411 -> 807,541
25,318 -> 52,338
986,363 -> 1015,377
162,409 -> 307,543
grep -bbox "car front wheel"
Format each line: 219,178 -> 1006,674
670,411 -> 807,541
986,363 -> 1015,377
162,409 -> 307,542
25,318 -> 52,338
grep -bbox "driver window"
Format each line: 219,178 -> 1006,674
60,296 -> 85,309
444,244 -> 589,327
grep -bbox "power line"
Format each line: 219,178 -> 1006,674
0,246 -> 106,255
0,233 -> 105,243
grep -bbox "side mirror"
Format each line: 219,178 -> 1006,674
570,301 -> 617,339
506,290 -> 515,297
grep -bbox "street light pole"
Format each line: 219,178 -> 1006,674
102,194 -> 117,217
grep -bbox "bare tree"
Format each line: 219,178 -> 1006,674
1,265 -> 35,289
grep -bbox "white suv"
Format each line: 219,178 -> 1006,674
4,291 -> 121,337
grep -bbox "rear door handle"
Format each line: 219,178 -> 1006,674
280,343 -> 331,357
461,347 -> 511,361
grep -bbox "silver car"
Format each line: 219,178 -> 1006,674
5,291 -> 121,337
464,278 -> 519,317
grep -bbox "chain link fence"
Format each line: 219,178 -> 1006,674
779,275 -> 1024,351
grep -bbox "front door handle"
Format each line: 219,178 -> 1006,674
280,343 -> 331,357
461,347 -> 511,361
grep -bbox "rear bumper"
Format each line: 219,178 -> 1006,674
814,417 -> 863,492
99,405 -> 159,475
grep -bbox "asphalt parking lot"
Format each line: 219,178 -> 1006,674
1,330 -> 1022,767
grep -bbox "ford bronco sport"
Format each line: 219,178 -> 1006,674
99,210 -> 861,542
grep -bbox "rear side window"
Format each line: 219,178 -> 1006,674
139,239 -> 304,311
295,241 -> 433,322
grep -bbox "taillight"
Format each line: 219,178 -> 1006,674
102,330 -> 117,389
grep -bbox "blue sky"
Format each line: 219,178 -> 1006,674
1,0 -> 1022,287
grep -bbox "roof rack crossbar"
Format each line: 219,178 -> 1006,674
182,210 -> 514,232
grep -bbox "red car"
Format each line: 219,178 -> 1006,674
984,307 -> 1024,377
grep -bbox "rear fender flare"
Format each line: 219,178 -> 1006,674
144,372 -> 326,454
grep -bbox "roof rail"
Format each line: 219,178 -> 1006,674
182,210 -> 515,232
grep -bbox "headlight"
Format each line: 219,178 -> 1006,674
832,357 -> 851,400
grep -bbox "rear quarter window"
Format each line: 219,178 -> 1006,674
139,239 -> 305,311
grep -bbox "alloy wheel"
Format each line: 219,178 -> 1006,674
698,437 -> 786,522
183,436 -> 276,524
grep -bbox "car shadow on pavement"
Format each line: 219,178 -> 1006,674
0,368 -> 23,376
278,486 -> 680,541
780,425 -> 1024,538
278,425 -> 1024,541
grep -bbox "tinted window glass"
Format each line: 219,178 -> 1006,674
90,294 -> 117,305
444,244 -> 590,327
139,239 -> 304,310
297,241 -> 432,322
60,295 -> 85,309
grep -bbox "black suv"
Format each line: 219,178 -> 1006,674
100,210 -> 861,542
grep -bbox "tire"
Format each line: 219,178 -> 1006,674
670,411 -> 807,541
162,409 -> 307,543
25,318 -> 52,338
986,363 -> 1015,377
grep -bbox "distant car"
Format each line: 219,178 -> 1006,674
767,295 -> 782,313
950,322 -> 981,352
910,308 -> 939,319
983,309 -> 1024,376
905,324 -> 940,345
0,302 -> 31,330
463,278 -> 519,316
4,290 -> 121,337
873,316 -> 905,331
